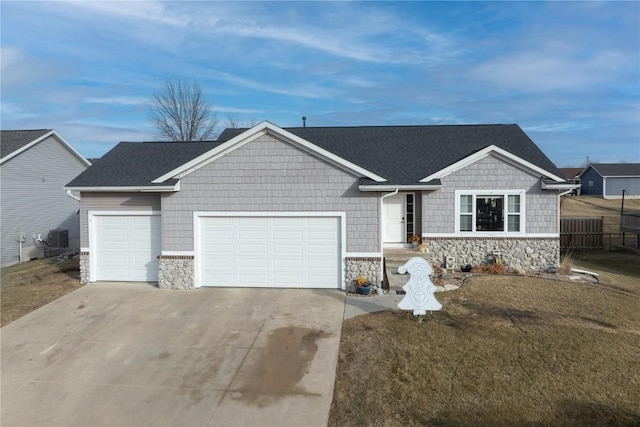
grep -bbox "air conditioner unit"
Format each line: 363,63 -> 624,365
49,229 -> 69,248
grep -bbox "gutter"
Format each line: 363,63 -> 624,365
360,184 -> 442,191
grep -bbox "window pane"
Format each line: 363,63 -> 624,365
460,215 -> 472,231
508,214 -> 520,232
476,196 -> 504,231
460,195 -> 472,213
508,195 -> 520,213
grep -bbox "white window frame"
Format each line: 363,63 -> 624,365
454,190 -> 526,236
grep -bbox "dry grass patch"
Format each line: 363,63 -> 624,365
330,264 -> 639,426
1,257 -> 82,326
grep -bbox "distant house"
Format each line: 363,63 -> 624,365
66,121 -> 576,290
579,163 -> 640,198
1,129 -> 90,266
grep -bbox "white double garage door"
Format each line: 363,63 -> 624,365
93,213 -> 342,288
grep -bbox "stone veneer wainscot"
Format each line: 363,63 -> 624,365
426,237 -> 559,272
79,252 -> 90,285
345,257 -> 382,292
158,255 -> 195,290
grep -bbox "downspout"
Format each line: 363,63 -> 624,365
66,189 -> 80,202
380,188 -> 399,289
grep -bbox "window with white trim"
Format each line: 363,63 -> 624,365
455,190 -> 525,233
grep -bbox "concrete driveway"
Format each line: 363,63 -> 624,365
1,283 -> 346,426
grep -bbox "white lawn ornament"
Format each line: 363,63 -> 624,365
397,257 -> 442,315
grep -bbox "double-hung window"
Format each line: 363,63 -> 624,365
455,190 -> 525,234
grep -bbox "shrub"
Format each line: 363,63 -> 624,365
471,263 -> 507,275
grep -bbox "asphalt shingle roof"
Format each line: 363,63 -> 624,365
68,124 -> 563,188
0,129 -> 52,159
66,141 -> 221,187
589,163 -> 640,177
219,124 -> 563,185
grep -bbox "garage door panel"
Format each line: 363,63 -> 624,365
273,243 -> 304,254
238,243 -> 269,254
198,215 -> 340,288
95,215 -> 160,282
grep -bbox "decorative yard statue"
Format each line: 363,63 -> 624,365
397,257 -> 442,315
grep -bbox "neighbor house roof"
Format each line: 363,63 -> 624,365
585,163 -> 640,178
558,167 -> 584,180
1,129 -> 52,159
67,122 -> 564,190
1,129 -> 90,166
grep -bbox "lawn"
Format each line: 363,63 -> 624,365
0,257 -> 82,326
329,250 -> 640,426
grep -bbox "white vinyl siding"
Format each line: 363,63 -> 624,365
1,135 -> 87,266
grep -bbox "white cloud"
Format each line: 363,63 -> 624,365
67,0 -> 190,27
85,96 -> 150,106
0,102 -> 37,120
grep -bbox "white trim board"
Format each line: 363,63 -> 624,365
419,145 -> 565,183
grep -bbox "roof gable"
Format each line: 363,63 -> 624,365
152,121 -> 387,184
419,145 -> 565,183
0,129 -> 90,167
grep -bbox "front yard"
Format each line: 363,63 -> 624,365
330,250 -> 640,426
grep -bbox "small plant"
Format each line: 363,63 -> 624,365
409,235 -> 421,243
356,276 -> 368,286
471,263 -> 506,274
559,251 -> 575,275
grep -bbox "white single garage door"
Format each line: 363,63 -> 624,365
94,215 -> 161,281
197,215 -> 341,288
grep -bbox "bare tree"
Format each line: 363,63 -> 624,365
224,114 -> 258,129
149,80 -> 219,141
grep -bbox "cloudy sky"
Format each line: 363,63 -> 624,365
2,1 -> 638,166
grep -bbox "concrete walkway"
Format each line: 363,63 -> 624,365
1,283 -> 345,427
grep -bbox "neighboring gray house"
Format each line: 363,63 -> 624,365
65,121 -> 575,290
1,129 -> 90,266
579,163 -> 640,198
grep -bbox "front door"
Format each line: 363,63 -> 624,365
383,193 -> 405,243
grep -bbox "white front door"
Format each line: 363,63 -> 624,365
383,194 -> 405,243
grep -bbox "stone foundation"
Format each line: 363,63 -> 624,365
345,257 -> 382,292
158,256 -> 195,290
79,252 -> 90,285
426,237 -> 560,272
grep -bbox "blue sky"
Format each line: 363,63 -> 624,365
2,1 -> 639,166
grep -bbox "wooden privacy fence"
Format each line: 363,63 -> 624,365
560,217 -> 603,250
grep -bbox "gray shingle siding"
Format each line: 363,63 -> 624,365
161,134 -> 379,252
1,135 -> 87,266
422,155 -> 558,234
80,192 -> 161,247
